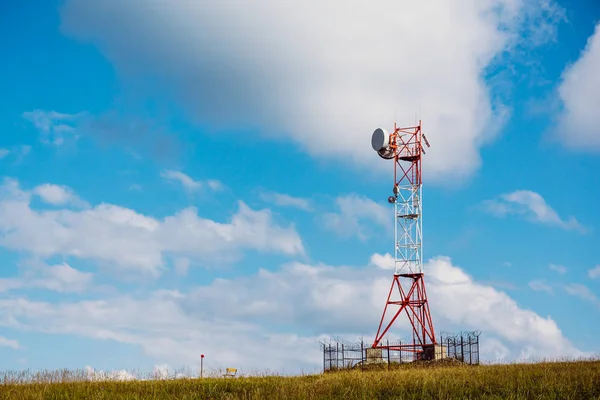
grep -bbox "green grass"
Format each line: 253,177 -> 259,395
0,360 -> 599,399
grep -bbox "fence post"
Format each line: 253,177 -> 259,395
469,336 -> 472,365
342,344 -> 345,369
460,334 -> 464,362
361,340 -> 364,371
387,339 -> 390,369
399,340 -> 402,363
476,334 -> 480,364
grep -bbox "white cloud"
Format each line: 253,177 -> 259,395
369,252 -> 395,270
35,262 -> 93,293
206,180 -> 223,191
22,110 -> 85,146
549,264 -> 566,274
160,170 -> 201,191
323,194 -> 390,240
529,280 -> 552,293
0,279 -> 22,293
0,336 -> 20,350
564,283 -> 600,307
152,364 -> 170,380
0,293 -> 325,375
59,0 -> 564,185
259,192 -> 312,211
160,170 -> 222,193
426,257 -> 581,359
0,262 -> 92,294
0,149 -> 8,159
588,265 -> 600,279
481,190 -> 584,232
85,366 -> 136,382
0,254 -> 583,373
555,22 -> 600,151
0,178 -> 304,277
32,183 -> 88,208
481,337 -> 511,362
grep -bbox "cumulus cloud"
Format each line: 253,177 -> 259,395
33,262 -> 93,293
58,0 -> 564,184
32,183 -> 88,208
323,194 -> 390,240
0,178 -> 304,277
555,22 -> 600,151
0,254 -> 583,373
85,366 -> 136,382
426,257 -> 581,359
259,192 -> 312,212
0,262 -> 92,294
160,170 -> 222,193
481,190 -> 584,232
369,252 -> 395,270
0,294 -> 324,375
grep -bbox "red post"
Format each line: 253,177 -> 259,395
200,354 -> 204,378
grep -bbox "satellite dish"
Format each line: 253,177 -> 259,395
371,128 -> 395,160
371,128 -> 389,151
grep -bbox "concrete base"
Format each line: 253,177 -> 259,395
365,347 -> 384,364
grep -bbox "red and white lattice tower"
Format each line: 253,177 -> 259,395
370,120 -> 437,360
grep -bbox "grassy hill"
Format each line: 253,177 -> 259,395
0,359 -> 599,399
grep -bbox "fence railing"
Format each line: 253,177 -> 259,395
321,331 -> 481,372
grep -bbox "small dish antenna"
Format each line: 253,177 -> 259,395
371,128 -> 394,159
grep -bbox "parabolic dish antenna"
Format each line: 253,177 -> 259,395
371,128 -> 389,151
371,128 -> 394,160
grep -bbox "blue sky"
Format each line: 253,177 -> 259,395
0,0 -> 599,377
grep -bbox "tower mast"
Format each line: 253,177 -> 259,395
370,120 -> 436,359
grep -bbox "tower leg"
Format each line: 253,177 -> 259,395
372,273 -> 436,360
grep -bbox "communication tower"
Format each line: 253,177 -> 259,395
370,120 -> 437,360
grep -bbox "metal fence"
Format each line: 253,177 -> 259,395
321,331 -> 481,372
441,330 -> 481,365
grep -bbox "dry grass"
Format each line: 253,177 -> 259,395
0,359 -> 599,399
